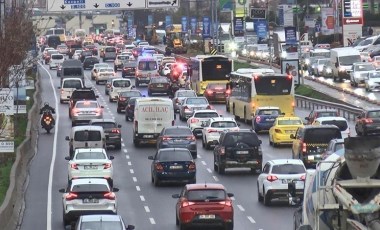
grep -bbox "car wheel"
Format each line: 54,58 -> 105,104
218,163 -> 225,174
117,108 -> 122,114
133,138 -> 139,147
148,91 -> 152,96
96,80 -> 99,85
356,127 -> 362,136
225,222 -> 234,230
71,121 -> 75,127
269,135 -> 273,146
264,189 -> 271,206
202,136 -> 206,148
115,143 -> 121,150
257,182 -> 263,202
153,176 -> 160,187
63,213 -> 70,227
176,213 -> 179,226
136,80 -> 140,87
214,160 -> 218,171
109,97 -> 113,102
60,99 -> 64,104
243,107 -> 249,124
363,128 -> 368,136
179,222 -> 187,230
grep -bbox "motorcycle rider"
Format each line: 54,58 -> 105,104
40,102 -> 55,115
40,102 -> 56,131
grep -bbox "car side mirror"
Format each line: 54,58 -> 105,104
304,117 -> 309,121
219,115 -> 223,117
237,124 -> 241,127
131,85 -> 136,88
112,187 -> 120,192
127,225 -> 135,230
143,95 -> 146,97
65,136 -> 70,141
148,156 -> 154,160
290,134 -> 295,139
57,86 -> 61,89
100,106 -> 104,108
109,156 -> 114,160
335,62 -> 339,68
118,124 -> 122,128
94,69 -> 97,72
169,95 -> 173,99
65,156 -> 71,160
172,194 -> 180,198
227,193 -> 234,197
67,96 -> 70,99
96,95 -> 99,98
58,188 -> 65,193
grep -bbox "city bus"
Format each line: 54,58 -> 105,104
227,68 -> 295,123
189,55 -> 233,95
46,28 -> 66,43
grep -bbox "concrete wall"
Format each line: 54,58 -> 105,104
66,15 -> 120,34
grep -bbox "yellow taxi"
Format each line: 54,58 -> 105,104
269,116 -> 304,147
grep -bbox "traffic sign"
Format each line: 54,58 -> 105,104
315,23 -> 321,32
147,0 -> 179,8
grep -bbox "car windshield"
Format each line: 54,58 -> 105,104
318,59 -> 329,65
187,189 -> 226,201
138,61 -> 157,71
177,91 -> 196,97
211,121 -> 236,128
99,68 -> 113,73
317,111 -> 338,117
320,120 -> 348,131
113,80 -> 131,87
157,150 -> 192,161
75,151 -> 106,160
91,122 -> 116,129
257,109 -> 280,115
368,111 -> 380,118
355,64 -> 375,71
207,84 -> 226,90
186,98 -> 208,104
360,39 -> 373,46
278,119 -> 302,125
369,72 -> 380,78
105,47 -> 116,52
71,183 -> 109,193
76,101 -> 98,108
164,128 -> 192,135
194,112 -> 219,118
339,55 -> 361,65
52,55 -> 63,60
85,57 -> 98,61
82,51 -> 92,55
151,78 -> 168,83
304,128 -> 342,142
57,45 -> 67,49
271,164 -> 305,174
95,64 -> 108,69
118,56 -> 129,60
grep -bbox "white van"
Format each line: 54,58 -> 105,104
133,98 -> 175,146
108,78 -> 134,102
312,116 -> 350,139
49,54 -> 65,69
65,125 -> 106,158
135,56 -> 159,87
330,47 -> 361,82
58,78 -> 84,103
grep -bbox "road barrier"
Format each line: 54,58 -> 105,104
0,72 -> 41,229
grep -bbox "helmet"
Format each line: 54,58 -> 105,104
44,102 -> 49,106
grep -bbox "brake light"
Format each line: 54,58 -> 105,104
206,90 -> 213,95
218,200 -> 232,206
266,175 -> 278,182
287,75 -> 293,80
70,163 -> 78,170
181,200 -> 195,207
162,136 -> 172,141
190,118 -> 199,123
364,118 -> 373,123
175,98 -> 180,104
301,141 -> 307,153
274,128 -> 282,134
300,175 -> 306,181
60,89 -> 64,94
155,163 -> 164,172
186,136 -> 196,141
207,129 -> 218,133
103,192 -> 116,200
219,147 -> 225,155
103,163 -> 112,169
72,108 -> 79,115
172,120 -> 175,125
119,97 -> 126,101
256,116 -> 261,123
188,162 -> 196,171
292,101 -> 295,107
106,83 -> 111,88
184,106 -> 190,112
111,129 -> 120,134
95,108 -> 102,114
65,192 -> 78,201
226,89 -> 231,95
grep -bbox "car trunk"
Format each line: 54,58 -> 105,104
164,135 -> 192,146
159,160 -> 192,173
225,145 -> 261,162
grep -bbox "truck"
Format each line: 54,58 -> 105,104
144,25 -> 158,45
288,136 -> 380,230
165,24 -> 188,54
273,31 -> 300,64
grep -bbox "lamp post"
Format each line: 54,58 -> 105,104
269,26 -> 273,68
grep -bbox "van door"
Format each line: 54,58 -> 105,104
61,79 -> 83,102
73,130 -> 103,149
137,103 -> 173,135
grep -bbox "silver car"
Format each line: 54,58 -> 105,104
179,97 -> 211,121
172,89 -> 197,113
70,100 -> 104,126
350,62 -> 376,87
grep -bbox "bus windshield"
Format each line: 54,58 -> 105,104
201,58 -> 232,81
254,76 -> 292,95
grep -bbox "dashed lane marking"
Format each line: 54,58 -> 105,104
198,155 -> 202,159
237,205 -> 245,211
144,206 -> 150,213
127,161 -> 132,166
230,197 -> 235,200
130,169 -> 134,174
122,143 -> 126,147
247,216 -> 256,223
140,195 -> 145,201
124,149 -> 128,153
206,168 -> 212,173
132,177 -> 137,182
125,154 -> 130,158
201,161 -> 206,165
212,176 -> 219,182
136,186 -> 141,191
149,218 -> 156,225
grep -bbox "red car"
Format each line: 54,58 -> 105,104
172,183 -> 234,230
204,83 -> 229,103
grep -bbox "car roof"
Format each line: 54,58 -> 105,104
165,126 -> 191,130
75,148 -> 106,153
71,178 -> 108,186
75,100 -> 98,104
268,159 -> 304,165
186,183 -> 226,190
90,118 -> 116,123
276,116 -> 301,121
112,78 -> 130,82
158,148 -> 190,153
210,117 -> 236,122
313,108 -> 338,112
314,116 -> 347,122
303,125 -> 340,129
193,109 -> 218,113
257,106 -> 280,110
71,125 -> 103,132
80,214 -> 123,222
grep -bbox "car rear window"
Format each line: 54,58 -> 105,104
105,47 -> 116,52
63,80 -> 82,89
80,222 -> 123,230
211,121 -> 236,128
72,91 -> 95,99
71,184 -> 108,192
316,111 -> 338,118
368,111 -> 380,118
164,128 -> 192,135
120,91 -> 141,97
187,189 -> 226,201
113,80 -> 131,87
186,98 -> 208,104
138,61 -> 157,71
278,119 -> 302,125
304,128 -> 342,143
75,101 -> 97,108
151,78 -> 168,83
194,112 -> 219,118
271,164 -> 305,174
224,133 -> 261,147
74,130 -> 101,141
75,151 -> 106,160
334,143 -> 345,152
85,57 -> 98,61
177,91 -> 196,97
258,109 -> 281,115
91,122 -> 116,129
157,150 -> 192,161
320,120 -> 348,131
52,55 -> 64,60
118,56 -> 129,60
63,68 -> 82,76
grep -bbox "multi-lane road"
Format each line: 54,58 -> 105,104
19,57 -> 359,230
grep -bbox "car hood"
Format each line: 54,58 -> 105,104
367,78 -> 380,83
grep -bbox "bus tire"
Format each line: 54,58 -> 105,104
233,104 -> 240,120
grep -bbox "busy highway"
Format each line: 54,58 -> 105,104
18,51 -> 361,230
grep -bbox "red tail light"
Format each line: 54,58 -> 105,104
72,108 -> 79,114
219,147 -> 225,155
207,129 -> 218,133
106,83 -> 111,88
300,175 -> 306,181
103,192 -> 116,200
219,200 -> 232,206
65,192 -> 78,201
119,97 -> 126,101
175,98 -> 180,104
206,90 -> 213,95
70,163 -> 78,170
188,162 -> 196,170
364,118 -> 373,123
256,116 -> 261,123
111,129 -> 120,134
181,200 -> 195,207
226,89 -> 231,95
292,101 -> 295,107
301,141 -> 307,153
103,163 -> 112,169
95,108 -> 102,114
155,163 -> 164,172
162,136 -> 172,141
172,120 -> 175,126
186,136 -> 196,141
274,129 -> 282,134
206,105 -> 212,109
266,175 -> 278,182
184,106 -> 190,112
190,118 -> 199,123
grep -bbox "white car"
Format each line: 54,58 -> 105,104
91,63 -> 109,80
49,54 -> 64,69
65,148 -> 114,182
172,89 -> 197,113
108,78 -> 134,102
59,178 -> 119,226
95,67 -> 116,84
114,54 -> 130,70
153,53 -> 164,65
349,62 -> 376,87
161,62 -> 173,76
365,71 -> 380,91
257,159 -> 306,206
125,44 -> 136,51
312,116 -> 350,139
202,117 -> 239,149
73,49 -> 82,60
187,109 -> 220,137
121,51 -> 134,60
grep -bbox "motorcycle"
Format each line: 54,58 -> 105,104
169,80 -> 180,97
40,108 -> 55,134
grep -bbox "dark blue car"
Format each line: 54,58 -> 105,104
148,148 -> 196,186
252,107 -> 282,133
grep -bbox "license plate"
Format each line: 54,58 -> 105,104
266,118 -> 275,121
157,84 -> 163,87
84,165 -> 98,170
236,151 -> 249,154
143,135 -> 154,138
282,179 -> 293,184
170,165 -> 183,169
199,215 -> 215,219
83,198 -> 99,203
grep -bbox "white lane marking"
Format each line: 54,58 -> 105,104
136,186 -> 141,191
121,138 -> 124,142
198,155 -> 202,159
212,176 -> 219,181
237,204 -> 245,211
122,143 -> 125,147
124,149 -> 128,153
127,161 -> 132,166
206,168 -> 212,173
144,206 -> 150,213
41,63 -> 60,230
132,177 -> 137,182
125,154 -> 130,158
149,218 -> 156,224
140,195 -> 145,201
130,169 -> 134,174
201,161 -> 206,165
247,216 -> 256,223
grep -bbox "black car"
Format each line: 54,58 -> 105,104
125,97 -> 142,121
355,109 -> 380,136
82,56 -> 99,70
252,107 -> 282,133
122,61 -> 136,78
79,50 -> 93,63
157,126 -> 197,159
148,77 -> 171,96
213,130 -> 263,174
89,118 -> 122,149
148,148 -> 196,186
84,44 -> 98,55
116,90 -> 143,113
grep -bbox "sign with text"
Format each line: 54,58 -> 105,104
202,16 -> 211,38
0,88 -> 14,153
285,26 -> 297,45
343,24 -> 362,46
165,15 -> 172,27
321,8 -> 335,35
254,20 -> 267,39
147,0 -> 180,8
342,0 -> 362,47
233,17 -> 244,37
343,0 -> 362,18
281,60 -> 300,85
250,8 -> 266,19
190,17 -> 197,35
181,16 -> 188,33
220,0 -> 233,11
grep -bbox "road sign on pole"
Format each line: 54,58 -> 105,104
147,0 -> 179,8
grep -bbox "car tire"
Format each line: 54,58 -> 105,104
71,121 -> 75,127
257,183 -> 263,202
117,108 -> 122,114
153,176 -> 160,187
179,222 -> 187,230
63,213 -> 70,227
269,136 -> 273,146
109,97 -> 113,102
115,143 -> 121,150
133,138 -> 140,147
148,91 -> 152,96
176,213 -> 179,226
60,99 -> 64,104
264,189 -> 271,206
243,107 -> 249,124
225,222 -> 234,230
136,80 -> 140,87
202,137 -> 206,148
218,163 -> 225,174
96,80 -> 99,85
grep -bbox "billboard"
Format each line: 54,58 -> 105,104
220,0 -> 233,11
202,16 -> 211,38
281,60 -> 300,85
233,17 -> 244,37
342,0 -> 363,46
190,17 -> 197,35
0,88 -> 14,153
12,87 -> 27,114
181,16 -> 188,33
254,20 -> 267,39
321,8 -> 335,35
278,5 -> 294,27
285,26 -> 297,44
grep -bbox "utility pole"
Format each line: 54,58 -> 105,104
79,12 -> 82,29
0,0 -> 5,39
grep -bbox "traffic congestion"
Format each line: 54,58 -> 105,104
21,27 -> 380,230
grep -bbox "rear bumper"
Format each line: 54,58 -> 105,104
156,171 -> 196,181
221,159 -> 262,169
363,124 -> 380,133
180,212 -> 233,227
267,189 -> 303,200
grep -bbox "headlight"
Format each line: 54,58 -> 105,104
354,72 -> 361,78
318,66 -> 323,72
229,42 -> 237,51
250,51 -> 255,57
281,52 -> 287,58
368,81 -> 375,86
242,49 -> 247,55
326,68 -> 332,73
305,59 -> 310,65
231,51 -> 237,58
